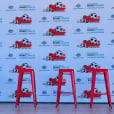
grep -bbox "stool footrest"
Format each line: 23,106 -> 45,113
60,92 -> 73,95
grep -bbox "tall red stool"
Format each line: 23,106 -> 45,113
56,69 -> 77,108
90,69 -> 112,108
15,66 -> 37,107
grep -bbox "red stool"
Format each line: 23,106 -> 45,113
15,66 -> 37,107
90,69 -> 112,108
56,69 -> 77,108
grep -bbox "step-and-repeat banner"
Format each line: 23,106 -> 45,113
0,0 -> 114,103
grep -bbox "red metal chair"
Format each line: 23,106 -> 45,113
15,66 -> 37,107
56,69 -> 77,108
90,69 -> 112,108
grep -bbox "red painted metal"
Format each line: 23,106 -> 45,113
56,69 -> 77,108
15,66 -> 37,107
90,69 -> 112,108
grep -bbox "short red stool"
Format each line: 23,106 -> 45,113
56,69 -> 77,108
90,69 -> 112,108
16,66 -> 37,107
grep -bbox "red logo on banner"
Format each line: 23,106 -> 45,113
46,2 -> 66,12
43,76 -> 66,86
15,88 -> 32,97
45,26 -> 65,36
79,88 -> 105,98
79,13 -> 100,23
79,62 -> 101,73
10,38 -> 32,49
9,63 -> 31,73
44,50 -> 66,61
77,37 -> 100,48
10,14 -> 32,24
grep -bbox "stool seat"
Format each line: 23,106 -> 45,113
15,66 -> 37,107
56,69 -> 77,108
22,68 -> 34,72
92,69 -> 108,72
59,69 -> 74,72
90,69 -> 112,108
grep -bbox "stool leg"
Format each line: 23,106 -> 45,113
16,71 -> 23,107
104,71 -> 112,108
90,71 -> 96,108
56,70 -> 62,108
31,71 -> 37,107
71,70 -> 77,108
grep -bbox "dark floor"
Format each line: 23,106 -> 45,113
0,103 -> 114,114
